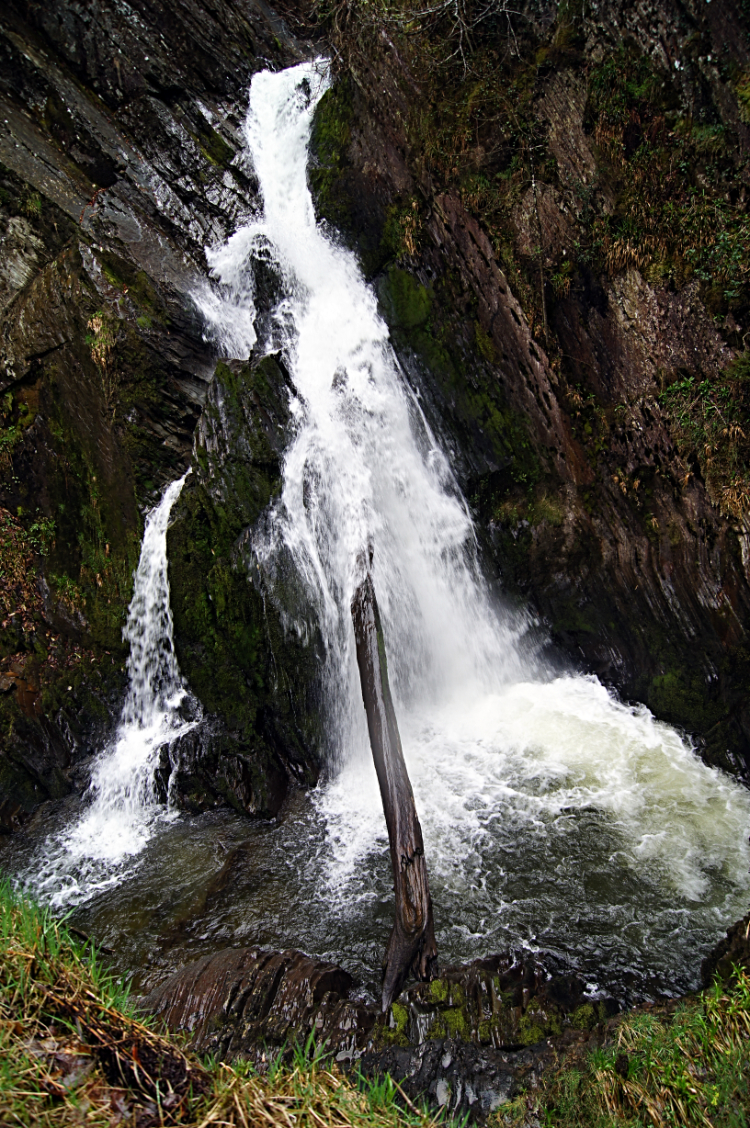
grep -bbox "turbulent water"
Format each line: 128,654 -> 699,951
12,59 -> 750,999
27,474 -> 199,905
197,59 -> 750,994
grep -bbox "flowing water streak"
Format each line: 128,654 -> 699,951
200,57 -> 750,982
31,474 -> 199,906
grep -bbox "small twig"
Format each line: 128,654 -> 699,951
79,186 -> 107,226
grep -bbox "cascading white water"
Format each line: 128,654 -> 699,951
198,58 -> 750,988
30,474 -> 199,906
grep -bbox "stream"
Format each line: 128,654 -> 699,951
4,59 -> 750,1010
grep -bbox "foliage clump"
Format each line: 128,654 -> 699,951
528,970 -> 750,1128
86,310 -> 120,420
586,47 -> 750,306
659,353 -> 750,518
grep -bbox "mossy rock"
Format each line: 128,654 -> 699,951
168,355 -> 323,817
378,1001 -> 410,1047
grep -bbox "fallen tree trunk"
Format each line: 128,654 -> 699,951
351,572 -> 437,1011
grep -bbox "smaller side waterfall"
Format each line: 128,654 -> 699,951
30,474 -> 199,906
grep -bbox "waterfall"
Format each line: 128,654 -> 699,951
200,59 -> 750,963
18,60 -> 750,986
31,473 -> 199,906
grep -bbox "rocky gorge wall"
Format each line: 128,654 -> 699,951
298,0 -> 750,777
0,0 -> 320,829
2,0 -> 750,836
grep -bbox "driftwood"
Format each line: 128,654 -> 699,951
351,572 -> 437,1011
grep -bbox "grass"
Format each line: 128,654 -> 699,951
494,971 -> 750,1128
0,878 -> 444,1127
4,877 -> 750,1127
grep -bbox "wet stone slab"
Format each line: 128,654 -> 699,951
139,943 -> 620,1119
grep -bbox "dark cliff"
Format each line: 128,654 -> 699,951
0,0 -> 317,828
1,0 -> 750,831
303,0 -> 750,776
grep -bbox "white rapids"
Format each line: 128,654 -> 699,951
194,55 -> 750,988
30,474 -> 199,906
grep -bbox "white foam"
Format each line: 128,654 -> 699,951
319,677 -> 750,907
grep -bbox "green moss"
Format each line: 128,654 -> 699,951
443,1008 -> 468,1038
474,321 -> 497,364
737,74 -> 750,124
551,597 -> 600,638
167,357 -> 321,799
530,493 -> 565,526
570,1003 -> 596,1032
429,978 -> 449,1003
378,268 -> 544,501
381,1001 -> 410,1046
33,303 -> 143,653
22,191 -> 42,217
191,125 -> 235,169
648,670 -> 723,735
310,80 -> 354,235
518,1017 -> 545,1046
98,251 -> 169,327
449,983 -> 465,1007
380,268 -> 432,330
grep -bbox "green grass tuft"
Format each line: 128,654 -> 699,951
0,879 -> 443,1128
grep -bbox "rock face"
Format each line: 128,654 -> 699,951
141,946 -> 364,1059
166,354 -> 323,817
140,943 -> 617,1119
0,0 -> 317,824
702,910 -> 750,986
306,0 -> 750,776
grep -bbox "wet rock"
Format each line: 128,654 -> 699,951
376,954 -> 617,1051
357,1037 -> 553,1120
167,354 -> 324,814
140,943 -> 617,1118
140,946 -> 370,1062
701,910 -> 750,986
165,721 -> 289,819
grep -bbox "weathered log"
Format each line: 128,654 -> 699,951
351,572 -> 437,1011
